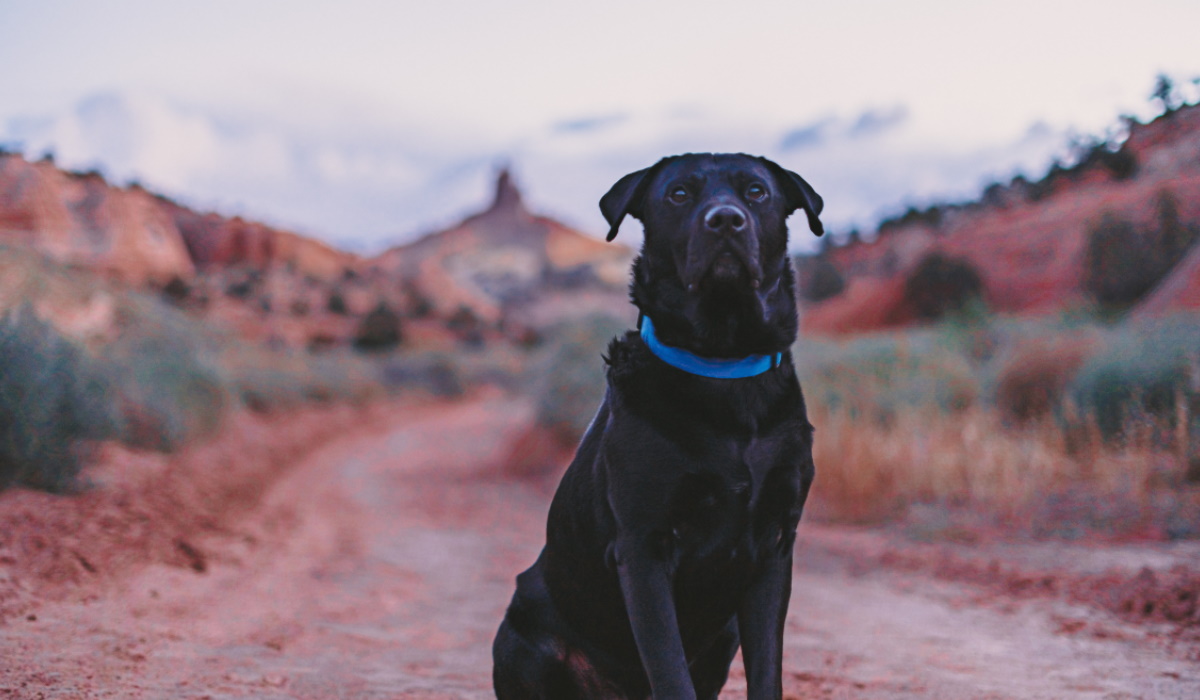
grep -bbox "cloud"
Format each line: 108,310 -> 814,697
2,90 -> 495,247
779,118 -> 834,151
1,91 -> 1069,254
552,113 -> 628,134
780,105 -> 909,152
848,105 -> 909,137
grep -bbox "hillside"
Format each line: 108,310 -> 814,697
798,103 -> 1200,334
0,155 -> 194,285
1135,242 -> 1200,317
368,170 -> 633,336
0,153 -> 632,351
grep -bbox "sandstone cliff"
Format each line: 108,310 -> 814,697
163,200 -> 356,281
369,170 -> 633,332
0,154 -> 633,351
0,154 -> 194,285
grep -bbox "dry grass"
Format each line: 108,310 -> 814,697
799,312 -> 1200,539
808,405 -> 1178,525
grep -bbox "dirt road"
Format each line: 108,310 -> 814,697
2,396 -> 1198,699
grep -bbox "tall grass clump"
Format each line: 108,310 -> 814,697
0,306 -> 121,491
795,324 -> 981,423
798,310 -> 1200,538
530,313 -> 628,441
98,292 -> 231,450
498,313 -> 628,481
1071,314 -> 1200,444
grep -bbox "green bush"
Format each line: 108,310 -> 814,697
531,314 -> 628,440
0,307 -> 121,491
0,248 -> 397,492
354,302 -> 403,352
97,294 -> 229,451
1084,191 -> 1199,311
796,255 -> 846,303
1069,315 -> 1200,440
903,252 -> 985,321
380,352 -> 467,398
795,328 -> 980,422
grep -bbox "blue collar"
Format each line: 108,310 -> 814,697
639,315 -> 783,379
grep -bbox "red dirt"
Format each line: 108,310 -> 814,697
2,395 -> 1199,698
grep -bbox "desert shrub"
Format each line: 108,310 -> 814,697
1084,191 -> 1200,311
234,366 -> 309,413
105,331 -> 227,451
903,252 -> 984,321
795,328 -> 980,422
409,293 -> 434,319
1098,147 -> 1138,180
226,344 -> 385,412
161,276 -> 190,305
1068,135 -> 1139,182
353,302 -> 403,352
1026,162 -> 1067,201
447,305 -> 485,348
981,182 -> 1008,208
797,255 -> 846,303
796,313 -> 1200,534
0,247 -> 391,475
1069,315 -> 1200,441
0,307 -> 121,491
1154,191 -> 1200,264
1151,73 -> 1184,115
878,205 -> 944,234
380,352 -> 466,398
327,289 -> 348,315
1084,213 -> 1160,308
225,279 -> 254,299
531,314 -> 628,441
993,335 -> 1097,423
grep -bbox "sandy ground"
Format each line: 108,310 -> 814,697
2,395 -> 1198,699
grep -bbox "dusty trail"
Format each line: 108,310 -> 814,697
2,395 -> 1197,699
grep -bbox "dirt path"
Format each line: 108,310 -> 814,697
2,396 -> 1198,699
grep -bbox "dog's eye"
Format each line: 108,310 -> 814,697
668,186 -> 690,204
746,184 -> 768,202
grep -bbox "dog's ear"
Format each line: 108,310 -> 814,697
759,157 -> 825,237
599,162 -> 661,242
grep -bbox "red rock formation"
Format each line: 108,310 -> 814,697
0,152 -> 358,289
369,169 -> 632,330
0,157 -> 634,349
163,200 -> 356,281
0,155 -> 194,285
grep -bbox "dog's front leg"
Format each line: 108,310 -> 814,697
615,537 -> 696,700
737,546 -> 794,699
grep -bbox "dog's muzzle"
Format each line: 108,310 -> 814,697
685,204 -> 762,292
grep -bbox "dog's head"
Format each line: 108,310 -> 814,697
601,153 -> 823,358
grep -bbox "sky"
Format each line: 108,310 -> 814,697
2,0 -> 1198,251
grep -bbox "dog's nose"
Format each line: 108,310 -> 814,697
704,205 -> 747,233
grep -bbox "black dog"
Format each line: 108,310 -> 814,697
493,153 -> 824,699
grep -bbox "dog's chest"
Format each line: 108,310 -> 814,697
666,429 -> 799,564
